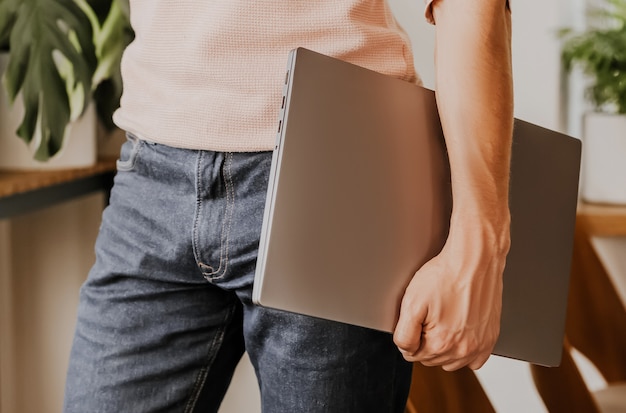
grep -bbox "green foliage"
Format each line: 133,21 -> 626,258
0,0 -> 16,51
561,0 -> 626,114
0,0 -> 132,161
92,0 -> 134,130
1,0 -> 96,160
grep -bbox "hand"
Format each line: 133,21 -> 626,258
393,218 -> 510,371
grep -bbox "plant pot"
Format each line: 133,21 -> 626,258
0,53 -> 97,171
581,112 -> 626,205
97,122 -> 126,159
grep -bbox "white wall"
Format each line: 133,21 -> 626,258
220,354 -> 261,412
0,194 -> 103,413
0,220 -> 16,413
390,0 -> 570,130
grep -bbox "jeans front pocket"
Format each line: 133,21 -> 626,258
193,152 -> 236,282
116,133 -> 143,172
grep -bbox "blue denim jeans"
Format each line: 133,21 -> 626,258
63,135 -> 412,413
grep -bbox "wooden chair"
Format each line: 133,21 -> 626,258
530,217 -> 626,412
405,364 -> 495,413
531,340 -> 626,413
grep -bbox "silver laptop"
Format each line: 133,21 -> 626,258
253,48 -> 581,367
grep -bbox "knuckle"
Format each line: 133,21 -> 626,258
393,335 -> 415,352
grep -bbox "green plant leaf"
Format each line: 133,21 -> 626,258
92,0 -> 133,129
2,0 -> 97,161
95,0 -> 129,78
560,0 -> 626,114
0,0 -> 19,51
85,0 -> 114,25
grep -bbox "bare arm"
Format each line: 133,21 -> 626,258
393,0 -> 513,371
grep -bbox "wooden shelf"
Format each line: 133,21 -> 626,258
576,202 -> 626,237
0,158 -> 117,219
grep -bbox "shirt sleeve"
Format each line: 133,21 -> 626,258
423,0 -> 436,25
424,0 -> 511,25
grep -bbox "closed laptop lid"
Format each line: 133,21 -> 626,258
254,48 -> 581,367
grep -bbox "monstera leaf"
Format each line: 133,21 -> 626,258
0,0 -> 16,51
1,0 -> 97,161
91,0 -> 133,130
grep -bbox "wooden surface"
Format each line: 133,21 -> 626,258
565,204 -> 626,382
531,340 -> 601,413
0,158 -> 117,219
576,202 -> 626,237
530,202 -> 626,412
0,158 -> 117,199
406,364 -> 495,413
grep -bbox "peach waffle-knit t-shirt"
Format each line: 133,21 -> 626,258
113,1 -> 435,152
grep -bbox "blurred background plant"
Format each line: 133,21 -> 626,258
560,0 -> 626,114
0,0 -> 133,160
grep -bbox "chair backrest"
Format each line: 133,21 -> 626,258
565,219 -> 626,383
530,340 -> 601,413
530,216 -> 626,412
405,364 -> 495,413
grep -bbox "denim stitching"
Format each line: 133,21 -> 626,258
194,152 -> 235,280
204,152 -> 235,281
192,151 -> 217,274
181,304 -> 235,413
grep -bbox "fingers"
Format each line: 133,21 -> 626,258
393,286 -> 427,358
396,327 -> 495,370
466,351 -> 491,370
421,349 -> 491,371
393,316 -> 423,359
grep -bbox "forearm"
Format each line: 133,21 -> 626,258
432,0 -> 513,246
394,1 -> 513,368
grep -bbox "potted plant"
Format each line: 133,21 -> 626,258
560,0 -> 626,204
0,0 -> 132,168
